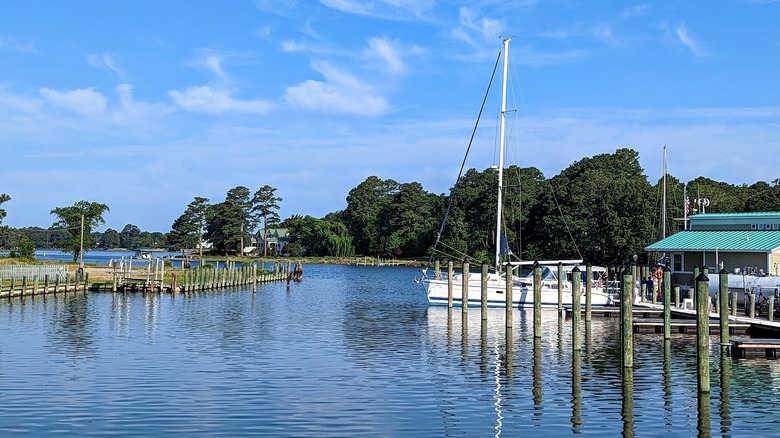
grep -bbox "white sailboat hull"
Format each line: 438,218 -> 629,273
423,273 -> 612,308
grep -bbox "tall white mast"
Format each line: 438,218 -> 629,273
662,145 -> 667,239
494,38 -> 510,270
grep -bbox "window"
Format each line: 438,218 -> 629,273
673,253 -> 683,272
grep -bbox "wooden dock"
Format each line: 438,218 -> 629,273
730,338 -> 780,359
632,318 -> 751,335
564,307 -> 661,319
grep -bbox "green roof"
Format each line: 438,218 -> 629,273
645,230 -> 780,252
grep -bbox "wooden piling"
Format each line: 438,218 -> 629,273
769,296 -> 775,322
696,272 -> 710,393
447,259 -> 453,308
505,263 -> 513,328
533,261 -> 542,339
481,263 -> 488,321
674,286 -> 680,308
572,266 -> 582,351
44,275 -> 49,295
585,264 -> 593,322
748,292 -> 756,319
557,262 -> 563,313
434,259 -> 440,280
462,261 -> 469,313
621,267 -> 633,368
663,266 -> 671,340
718,269 -> 730,355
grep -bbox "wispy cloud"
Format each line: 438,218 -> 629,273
169,86 -> 274,114
364,37 -> 406,75
0,36 -> 37,53
319,0 -> 435,20
284,60 -> 388,115
39,87 -> 108,117
451,7 -> 504,48
676,23 -> 707,57
87,53 -> 126,78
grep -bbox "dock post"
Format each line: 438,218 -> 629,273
557,262 -> 563,315
572,266 -> 582,351
33,276 -> 38,296
253,262 -> 257,294
585,264 -> 592,323
462,261 -> 469,314
447,259 -> 453,308
730,292 -> 737,316
696,272 -> 710,393
769,296 -> 775,322
718,269 -> 730,355
112,272 -> 117,293
748,292 -> 755,319
434,259 -> 440,280
10,277 -> 15,298
533,262 -> 542,339
22,276 -> 27,297
481,263 -> 488,321
621,266 -> 633,368
171,273 -> 177,294
674,286 -> 680,308
663,266 -> 672,340
44,275 -> 49,295
505,262 -> 513,328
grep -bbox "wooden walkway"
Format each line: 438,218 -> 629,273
730,338 -> 780,359
632,318 -> 750,335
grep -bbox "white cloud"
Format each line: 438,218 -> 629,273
364,37 -> 405,75
284,60 -> 388,115
168,86 -> 273,114
39,87 -> 108,116
676,23 -> 707,57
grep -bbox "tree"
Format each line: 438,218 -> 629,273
168,197 -> 210,261
119,224 -> 141,248
378,182 -> 438,257
50,200 -> 110,263
100,228 -> 121,249
343,176 -> 399,255
252,185 -> 282,257
205,187 -> 252,255
285,215 -> 355,257
0,193 -> 9,225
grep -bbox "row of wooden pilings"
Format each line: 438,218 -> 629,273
110,261 -> 302,294
437,259 -> 728,395
0,272 -> 91,298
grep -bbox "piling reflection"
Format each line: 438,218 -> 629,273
504,325 -> 513,379
621,367 -> 634,438
571,349 -> 582,433
663,339 -> 673,428
533,337 -> 543,416
461,314 -> 469,363
481,318 -> 488,375
719,355 -> 732,435
698,392 -> 711,437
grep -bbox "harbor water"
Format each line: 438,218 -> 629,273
1,263 -> 780,436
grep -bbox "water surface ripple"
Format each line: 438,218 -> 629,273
1,264 -> 780,436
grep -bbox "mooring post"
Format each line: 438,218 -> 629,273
557,262 -> 564,315
621,266 -> 633,368
572,266 -> 582,351
22,276 -> 27,297
171,273 -> 177,294
585,264 -> 593,323
730,292 -> 737,317
533,261 -> 542,339
65,273 -> 70,294
674,286 -> 680,308
462,261 -> 469,314
253,262 -> 257,294
434,259 -> 440,280
33,276 -> 39,296
481,263 -> 488,321
447,259 -> 453,308
44,275 -> 49,295
663,266 -> 672,340
748,292 -> 756,319
718,269 -> 730,355
505,262 -> 513,328
692,265 -> 700,304
10,277 -> 15,298
769,296 -> 775,322
696,272 -> 711,393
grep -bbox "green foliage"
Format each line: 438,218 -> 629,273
285,215 -> 355,257
9,236 -> 35,259
168,196 -> 210,260
0,193 -> 10,225
252,185 -> 282,257
50,200 -> 110,262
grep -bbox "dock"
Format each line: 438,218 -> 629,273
632,318 -> 750,335
730,338 -> 780,359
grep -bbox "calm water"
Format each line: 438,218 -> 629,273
1,264 -> 780,436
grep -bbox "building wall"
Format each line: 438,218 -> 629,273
770,253 -> 780,276
679,251 -> 767,273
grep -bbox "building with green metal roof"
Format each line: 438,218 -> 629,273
645,212 -> 780,285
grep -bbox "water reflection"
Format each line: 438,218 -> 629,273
571,349 -> 582,433
622,367 -> 634,438
45,294 -> 97,360
719,355 -> 732,435
698,392 -> 711,437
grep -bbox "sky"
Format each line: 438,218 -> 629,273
1,1 -> 779,233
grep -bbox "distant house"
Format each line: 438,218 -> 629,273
255,228 -> 291,255
645,212 -> 780,285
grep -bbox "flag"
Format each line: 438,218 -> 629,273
684,196 -> 690,216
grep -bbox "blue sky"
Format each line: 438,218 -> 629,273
1,1 -> 779,232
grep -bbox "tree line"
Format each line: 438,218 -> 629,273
3,148 -> 780,265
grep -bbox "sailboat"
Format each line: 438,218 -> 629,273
417,38 -> 613,308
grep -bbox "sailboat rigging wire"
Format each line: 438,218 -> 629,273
547,179 -> 584,261
428,46 -> 504,266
